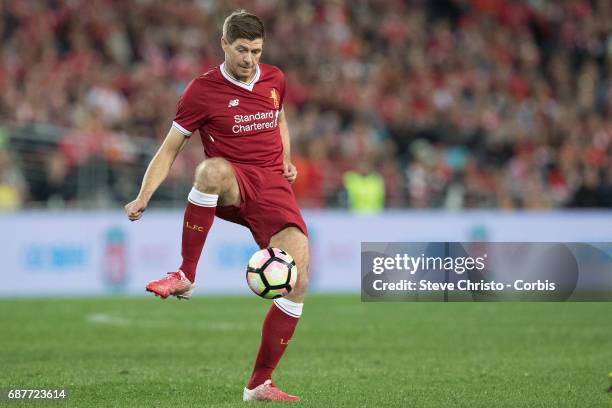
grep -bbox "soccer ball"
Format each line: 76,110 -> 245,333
246,247 -> 298,299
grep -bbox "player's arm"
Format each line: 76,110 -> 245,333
125,127 -> 189,221
279,110 -> 297,184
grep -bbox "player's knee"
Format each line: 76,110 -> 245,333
194,158 -> 232,193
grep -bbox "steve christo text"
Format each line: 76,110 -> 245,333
369,253 -> 557,292
372,279 -> 556,292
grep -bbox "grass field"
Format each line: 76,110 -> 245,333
1,295 -> 611,407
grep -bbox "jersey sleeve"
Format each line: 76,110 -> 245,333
172,79 -> 208,137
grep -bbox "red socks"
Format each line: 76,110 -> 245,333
247,298 -> 303,389
179,188 -> 218,283
180,186 -> 303,389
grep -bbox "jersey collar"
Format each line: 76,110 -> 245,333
220,63 -> 261,91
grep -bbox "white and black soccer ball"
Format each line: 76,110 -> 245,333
246,247 -> 298,299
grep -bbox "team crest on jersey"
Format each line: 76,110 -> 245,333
228,99 -> 240,108
269,89 -> 280,110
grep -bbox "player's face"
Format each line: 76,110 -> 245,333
222,37 -> 263,82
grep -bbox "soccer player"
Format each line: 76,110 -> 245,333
124,10 -> 308,402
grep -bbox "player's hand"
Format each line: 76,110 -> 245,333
283,162 -> 298,184
125,197 -> 148,221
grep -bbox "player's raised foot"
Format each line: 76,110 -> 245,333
145,271 -> 194,300
243,380 -> 299,402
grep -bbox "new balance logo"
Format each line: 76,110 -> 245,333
280,338 -> 290,345
228,99 -> 240,107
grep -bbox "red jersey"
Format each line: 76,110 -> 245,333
173,63 -> 286,173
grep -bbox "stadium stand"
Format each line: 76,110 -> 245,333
0,0 -> 610,209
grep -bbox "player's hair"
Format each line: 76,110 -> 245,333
222,10 -> 265,44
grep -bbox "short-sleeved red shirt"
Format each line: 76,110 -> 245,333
173,63 -> 286,174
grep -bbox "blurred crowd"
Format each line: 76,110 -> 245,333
0,0 -> 611,210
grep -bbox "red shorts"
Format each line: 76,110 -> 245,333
215,162 -> 308,248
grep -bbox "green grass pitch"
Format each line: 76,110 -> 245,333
1,295 -> 611,407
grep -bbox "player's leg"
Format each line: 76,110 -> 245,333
244,226 -> 308,401
269,226 -> 309,303
179,157 -> 240,278
146,158 -> 240,299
